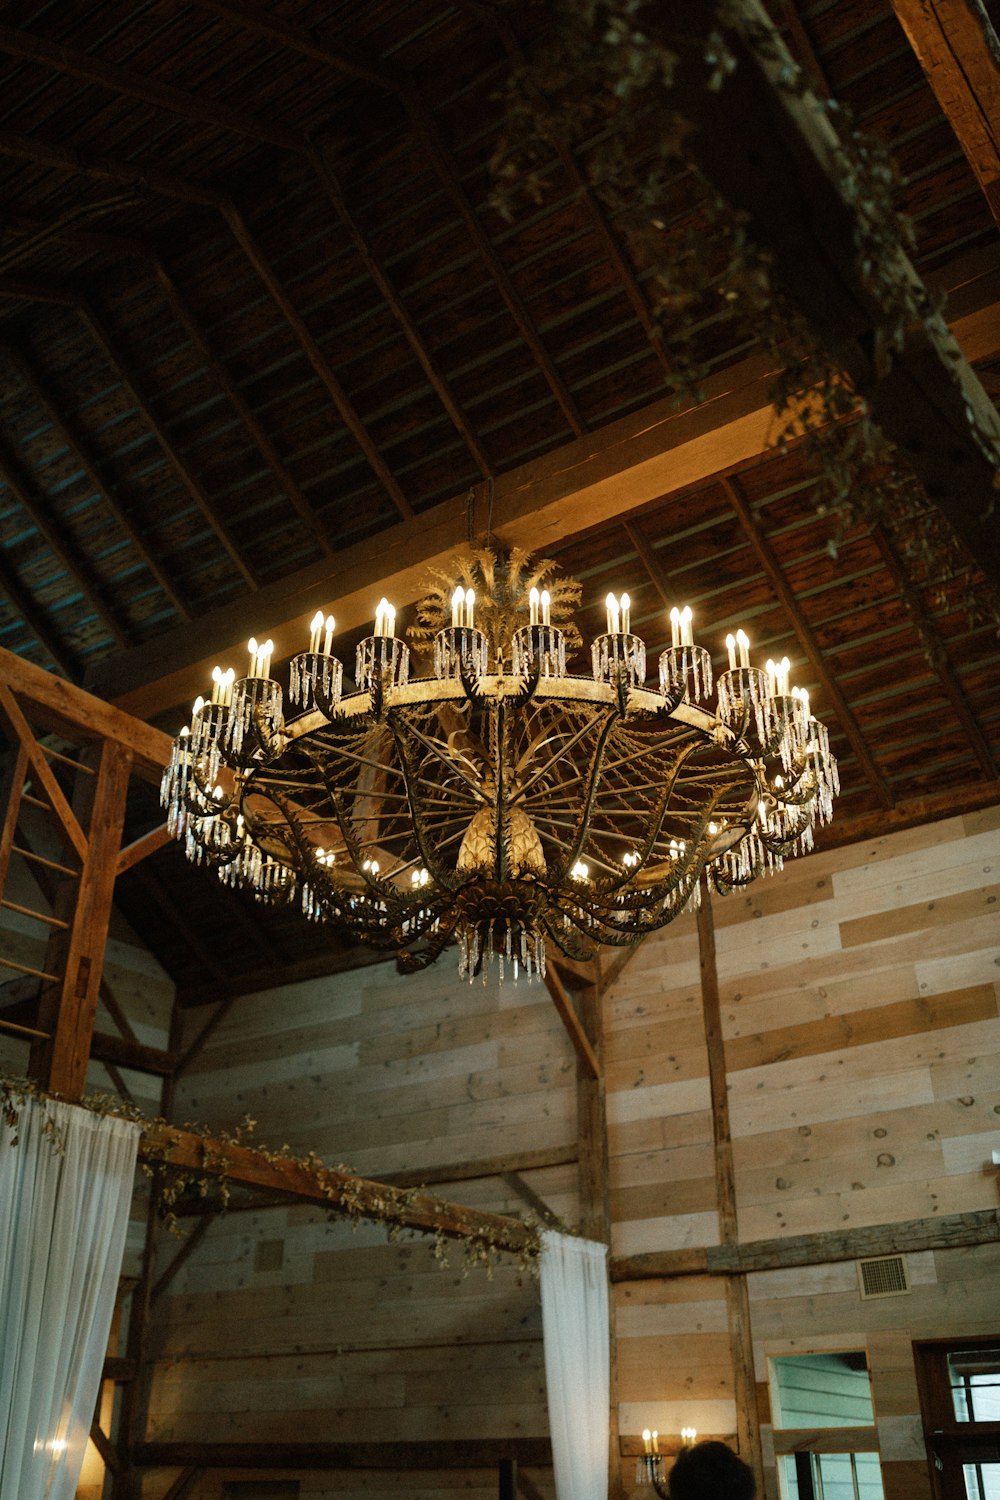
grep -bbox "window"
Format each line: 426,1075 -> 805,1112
769,1352 -> 885,1500
915,1339 -> 1000,1500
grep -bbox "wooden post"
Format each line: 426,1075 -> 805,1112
29,738 -> 133,1098
575,965 -> 625,1500
696,879 -> 765,1498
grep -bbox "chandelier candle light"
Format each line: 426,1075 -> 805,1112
161,547 -> 838,982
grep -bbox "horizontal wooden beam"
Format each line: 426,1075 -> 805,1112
772,1428 -> 879,1456
134,1439 -> 553,1471
86,271 -> 1000,723
0,644 -> 172,780
812,781 -> 1000,853
90,1032 -> 177,1077
380,1144 -> 579,1190
610,1206 -> 1000,1280
140,1124 -> 538,1255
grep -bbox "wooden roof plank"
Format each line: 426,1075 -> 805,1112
153,258 -> 334,558
0,434 -> 132,649
312,145 -> 496,480
665,0 -> 1000,589
79,301 -> 261,592
0,20 -> 301,154
222,203 -> 415,522
2,338 -> 193,622
722,473 -> 894,808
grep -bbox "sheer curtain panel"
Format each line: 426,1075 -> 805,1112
0,1094 -> 140,1500
540,1230 -> 610,1500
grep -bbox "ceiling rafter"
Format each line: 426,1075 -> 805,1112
153,259 -> 335,558
721,473 -> 894,810
311,144 -> 496,480
185,0 -> 587,437
479,9 -> 676,379
0,134 -> 411,525
870,522 -> 999,781
0,436 -> 132,650
0,547 -> 78,680
0,192 -> 147,274
622,517 -> 684,610
889,0 -> 1000,229
0,128 -> 222,208
221,202 -> 414,522
0,20 -> 302,154
79,301 -> 262,592
186,0 -> 405,92
2,339 -> 193,621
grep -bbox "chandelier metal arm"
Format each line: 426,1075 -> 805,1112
548,705 -> 623,887
383,714 -> 479,896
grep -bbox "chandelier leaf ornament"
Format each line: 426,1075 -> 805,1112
161,546 -> 838,982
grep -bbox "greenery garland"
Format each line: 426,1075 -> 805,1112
491,0 -> 1000,629
0,1074 -> 544,1278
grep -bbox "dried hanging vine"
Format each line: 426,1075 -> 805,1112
0,1074 -> 543,1277
491,0 -> 1000,628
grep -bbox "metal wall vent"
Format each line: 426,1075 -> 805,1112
857,1254 -> 910,1299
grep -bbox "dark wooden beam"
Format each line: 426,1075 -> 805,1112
543,963 -> 601,1078
160,1469 -> 202,1500
721,473 -> 894,808
501,1172 -> 559,1225
369,1144 -> 579,1190
2,340 -> 191,621
696,878 -> 764,1496
140,1123 -> 539,1254
404,98 -> 587,439
813,780 -> 1000,852
666,0 -> 1000,588
89,1421 -> 122,1477
130,866 -> 228,984
0,548 -> 79,680
153,259 -> 333,557
175,944 -> 391,1007
187,0 -> 403,90
0,21 -> 301,153
776,1 -> 834,95
150,1215 -> 215,1302
623,517 -> 682,611
222,203 -> 413,521
79,301 -> 260,592
482,9 -> 675,379
611,1206 -> 1000,1280
0,438 -> 132,649
31,739 -> 133,1099
889,0 -> 1000,228
0,682 -> 88,861
871,522 -> 999,781
90,1031 -> 178,1078
116,823 -> 172,877
135,1439 -> 552,1471
312,145 -> 495,479
0,642 -> 172,780
0,194 -> 148,273
0,129 -> 224,209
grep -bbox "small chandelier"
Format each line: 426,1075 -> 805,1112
161,548 -> 838,982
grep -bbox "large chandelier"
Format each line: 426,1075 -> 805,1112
161,548 -> 838,982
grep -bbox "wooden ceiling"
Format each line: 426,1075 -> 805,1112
0,0 -> 998,999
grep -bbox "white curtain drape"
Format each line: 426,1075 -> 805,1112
0,1094 -> 139,1500
540,1229 -> 610,1500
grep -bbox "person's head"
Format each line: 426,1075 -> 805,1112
668,1441 -> 755,1500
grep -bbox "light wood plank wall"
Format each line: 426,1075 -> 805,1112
134,805 -> 998,1499
150,962 -> 579,1499
609,804 -> 1000,1499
